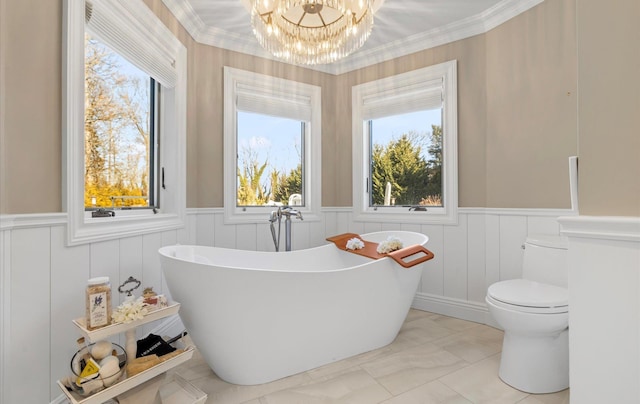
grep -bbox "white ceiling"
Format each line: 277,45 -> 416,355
161,0 -> 543,74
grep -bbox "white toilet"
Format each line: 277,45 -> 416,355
486,235 -> 569,394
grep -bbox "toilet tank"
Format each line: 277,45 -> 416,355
522,235 -> 569,288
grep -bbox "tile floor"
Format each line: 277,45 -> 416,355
169,309 -> 570,404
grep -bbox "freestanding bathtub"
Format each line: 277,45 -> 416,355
159,231 -> 432,385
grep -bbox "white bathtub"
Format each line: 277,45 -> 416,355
159,231 -> 432,385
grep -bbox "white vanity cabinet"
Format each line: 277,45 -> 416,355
56,302 -> 197,404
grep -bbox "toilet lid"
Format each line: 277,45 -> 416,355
488,279 -> 568,310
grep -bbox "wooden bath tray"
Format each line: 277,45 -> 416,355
326,233 -> 434,268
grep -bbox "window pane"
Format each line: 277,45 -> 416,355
236,111 -> 304,207
369,109 -> 443,207
84,34 -> 154,209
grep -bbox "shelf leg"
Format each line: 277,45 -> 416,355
125,328 -> 137,362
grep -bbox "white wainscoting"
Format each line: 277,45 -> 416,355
559,216 -> 640,404
0,207 -> 571,403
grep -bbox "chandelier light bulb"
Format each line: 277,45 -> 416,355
266,14 -> 273,35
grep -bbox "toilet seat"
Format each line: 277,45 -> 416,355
487,279 -> 568,314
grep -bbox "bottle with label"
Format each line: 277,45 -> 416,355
85,277 -> 112,330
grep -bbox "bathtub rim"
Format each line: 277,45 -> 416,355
158,230 -> 429,274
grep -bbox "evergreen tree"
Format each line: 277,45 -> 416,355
272,164 -> 302,204
370,126 -> 442,206
371,134 -> 430,205
424,124 -> 443,203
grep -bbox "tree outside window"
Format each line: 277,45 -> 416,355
369,111 -> 443,207
84,34 -> 154,209
236,111 -> 304,207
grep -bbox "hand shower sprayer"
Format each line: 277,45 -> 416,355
269,207 -> 282,252
268,206 -> 303,252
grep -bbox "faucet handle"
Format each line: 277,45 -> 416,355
281,207 -> 303,220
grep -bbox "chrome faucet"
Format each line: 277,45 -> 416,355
281,207 -> 303,252
281,207 -> 303,221
269,206 -> 303,252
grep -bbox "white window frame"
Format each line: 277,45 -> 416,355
223,67 -> 322,224
63,0 -> 187,246
352,60 -> 458,225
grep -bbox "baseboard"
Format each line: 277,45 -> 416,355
412,292 -> 498,327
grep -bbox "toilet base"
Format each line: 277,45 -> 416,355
499,328 -> 569,394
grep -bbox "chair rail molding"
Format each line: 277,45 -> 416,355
559,215 -> 640,242
0,213 -> 67,231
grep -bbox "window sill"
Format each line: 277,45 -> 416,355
223,208 -> 321,225
352,207 -> 458,225
84,208 -> 158,220
68,212 -> 184,246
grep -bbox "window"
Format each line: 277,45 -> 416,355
352,60 -> 458,224
223,67 -> 321,223
63,0 -> 187,245
237,111 -> 305,207
368,109 -> 443,207
84,35 -> 158,211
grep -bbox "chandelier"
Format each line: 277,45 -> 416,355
251,0 -> 374,65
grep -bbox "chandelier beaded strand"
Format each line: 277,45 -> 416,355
251,0 -> 374,65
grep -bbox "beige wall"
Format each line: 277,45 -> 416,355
576,0 -> 640,216
3,0 -> 634,216
1,0 -> 62,213
485,0 -> 577,209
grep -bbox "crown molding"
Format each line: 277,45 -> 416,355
329,13 -> 488,75
196,26 -> 274,59
482,0 -> 544,32
331,0 -> 543,75
164,0 -> 260,53
162,0 -> 543,75
160,0 -> 205,43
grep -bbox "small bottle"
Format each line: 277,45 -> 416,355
85,277 -> 112,330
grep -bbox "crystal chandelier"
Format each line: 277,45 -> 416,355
251,0 -> 374,65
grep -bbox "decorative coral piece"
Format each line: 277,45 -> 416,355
346,237 -> 365,250
376,236 -> 404,254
